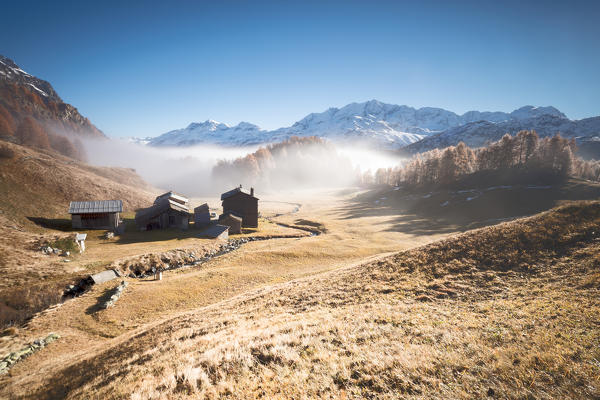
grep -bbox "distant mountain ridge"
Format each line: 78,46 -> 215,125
404,114 -> 600,155
148,100 -> 582,150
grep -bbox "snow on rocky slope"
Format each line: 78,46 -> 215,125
147,100 -> 597,151
149,120 -> 266,147
0,55 -> 105,139
404,114 -> 600,154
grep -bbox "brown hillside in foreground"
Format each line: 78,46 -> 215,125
7,201 -> 599,399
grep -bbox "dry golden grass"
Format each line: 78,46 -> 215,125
2,200 -> 599,399
0,142 -> 159,327
2,150 -> 600,399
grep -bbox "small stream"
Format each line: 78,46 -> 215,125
63,204 -> 320,299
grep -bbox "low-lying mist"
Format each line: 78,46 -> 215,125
83,136 -> 404,197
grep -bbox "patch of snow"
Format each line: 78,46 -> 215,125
440,201 -> 449,207
13,67 -> 30,76
26,83 -> 48,97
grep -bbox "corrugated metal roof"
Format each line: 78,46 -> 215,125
154,191 -> 189,205
69,200 -> 123,214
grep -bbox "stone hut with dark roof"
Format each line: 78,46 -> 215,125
194,203 -> 211,227
68,200 -> 122,230
218,213 -> 242,234
135,192 -> 190,231
220,186 -> 258,228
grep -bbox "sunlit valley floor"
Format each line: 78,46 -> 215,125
1,170 -> 599,398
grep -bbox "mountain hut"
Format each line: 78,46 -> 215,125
218,213 -> 242,234
194,203 -> 211,227
68,200 -> 122,230
135,192 -> 191,231
220,186 -> 258,228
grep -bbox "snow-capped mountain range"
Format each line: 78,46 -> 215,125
146,100 -> 598,151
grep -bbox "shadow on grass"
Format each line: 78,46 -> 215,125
27,217 -> 72,232
110,227 -> 204,245
338,177 -> 600,236
85,286 -> 117,315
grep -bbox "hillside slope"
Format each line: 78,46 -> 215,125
0,141 -> 153,226
0,55 -> 105,160
0,55 -> 104,139
8,201 -> 600,399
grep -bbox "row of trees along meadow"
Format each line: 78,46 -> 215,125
367,131 -> 600,187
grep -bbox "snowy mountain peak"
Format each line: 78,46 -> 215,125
236,121 -> 261,130
186,120 -> 225,131
510,105 -> 566,120
0,55 -> 61,101
148,100 -> 578,149
150,119 -> 265,147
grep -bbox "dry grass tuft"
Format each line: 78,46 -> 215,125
5,201 -> 599,399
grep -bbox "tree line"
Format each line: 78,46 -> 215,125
212,136 -> 356,190
365,131 -> 600,186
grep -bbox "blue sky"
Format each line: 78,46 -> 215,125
1,0 -> 599,137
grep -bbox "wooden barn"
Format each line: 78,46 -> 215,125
220,186 -> 258,228
218,213 -> 242,234
135,192 -> 190,231
68,200 -> 122,230
194,203 -> 211,227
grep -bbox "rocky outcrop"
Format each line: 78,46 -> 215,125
0,55 -> 105,145
100,281 -> 128,309
0,333 -> 60,374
